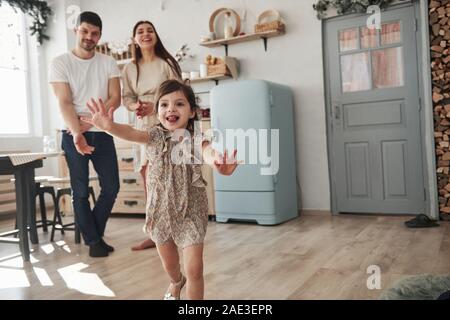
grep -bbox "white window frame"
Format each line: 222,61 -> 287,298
0,8 -> 33,138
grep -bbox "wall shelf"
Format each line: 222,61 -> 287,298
188,74 -> 233,86
116,58 -> 133,71
187,57 -> 239,85
199,29 -> 285,56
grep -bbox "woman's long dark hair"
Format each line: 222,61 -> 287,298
131,21 -> 181,85
154,80 -> 199,134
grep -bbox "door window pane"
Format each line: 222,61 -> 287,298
341,52 -> 371,92
360,26 -> 377,49
372,47 -> 404,89
339,28 -> 358,52
381,22 -> 401,46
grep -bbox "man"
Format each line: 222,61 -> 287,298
50,11 -> 121,257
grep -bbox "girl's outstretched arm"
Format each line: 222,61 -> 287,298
202,141 -> 240,176
82,98 -> 149,144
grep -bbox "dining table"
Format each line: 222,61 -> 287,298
0,152 -> 61,261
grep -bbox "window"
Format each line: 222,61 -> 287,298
339,21 -> 404,93
0,4 -> 30,135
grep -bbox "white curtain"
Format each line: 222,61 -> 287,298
339,22 -> 403,92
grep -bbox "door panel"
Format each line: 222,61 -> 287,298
325,4 -> 424,214
345,142 -> 370,198
345,100 -> 404,128
382,140 -> 407,198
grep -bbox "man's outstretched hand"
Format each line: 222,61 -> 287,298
73,132 -> 94,155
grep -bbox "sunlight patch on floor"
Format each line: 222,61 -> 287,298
0,242 -> 114,296
40,244 -> 55,255
55,240 -> 72,253
0,254 -> 39,268
58,263 -> 115,297
0,252 -> 22,263
33,267 -> 54,287
0,268 -> 30,289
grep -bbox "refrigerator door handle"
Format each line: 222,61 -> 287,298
273,174 -> 278,185
212,116 -> 220,131
212,116 -> 220,148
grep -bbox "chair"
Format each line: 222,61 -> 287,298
46,176 -> 98,243
12,176 -> 55,235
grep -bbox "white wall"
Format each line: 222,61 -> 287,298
3,0 -> 330,210
76,0 -> 330,210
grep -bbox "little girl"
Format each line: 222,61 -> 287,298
83,79 -> 239,300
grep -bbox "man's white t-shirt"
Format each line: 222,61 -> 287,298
49,51 -> 121,132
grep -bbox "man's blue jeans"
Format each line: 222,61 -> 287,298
62,131 -> 120,245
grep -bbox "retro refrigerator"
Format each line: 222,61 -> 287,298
210,80 -> 299,225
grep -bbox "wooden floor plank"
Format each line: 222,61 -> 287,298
0,211 -> 448,299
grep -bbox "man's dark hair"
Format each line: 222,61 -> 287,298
76,11 -> 102,32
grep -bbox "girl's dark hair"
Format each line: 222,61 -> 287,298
76,11 -> 102,31
155,80 -> 199,133
131,21 -> 181,85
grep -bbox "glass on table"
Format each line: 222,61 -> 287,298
43,135 -> 57,153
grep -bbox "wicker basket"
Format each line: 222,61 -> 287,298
254,10 -> 285,33
207,63 -> 230,76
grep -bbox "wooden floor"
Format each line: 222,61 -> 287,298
0,211 -> 449,300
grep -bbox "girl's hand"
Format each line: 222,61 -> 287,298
136,100 -> 154,119
214,149 -> 240,176
82,98 -> 114,131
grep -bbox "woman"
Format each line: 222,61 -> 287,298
122,20 -> 181,250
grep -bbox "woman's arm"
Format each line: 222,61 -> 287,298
122,66 -> 139,111
82,98 -> 149,144
202,141 -> 239,176
104,77 -> 121,111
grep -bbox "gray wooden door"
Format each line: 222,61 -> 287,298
325,4 -> 425,214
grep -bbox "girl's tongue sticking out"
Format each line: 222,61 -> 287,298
166,115 -> 179,123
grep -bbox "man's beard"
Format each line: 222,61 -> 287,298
80,40 -> 96,51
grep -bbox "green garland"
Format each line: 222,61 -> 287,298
313,0 -> 394,19
0,0 -> 53,44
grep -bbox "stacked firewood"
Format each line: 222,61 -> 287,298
430,0 -> 450,215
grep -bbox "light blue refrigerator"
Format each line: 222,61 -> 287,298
210,80 -> 299,225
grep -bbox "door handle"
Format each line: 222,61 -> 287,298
334,105 -> 341,120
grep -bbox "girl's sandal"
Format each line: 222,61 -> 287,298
163,274 -> 186,300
